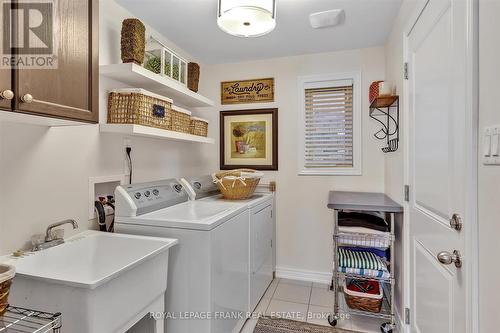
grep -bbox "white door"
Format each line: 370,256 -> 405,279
407,0 -> 470,332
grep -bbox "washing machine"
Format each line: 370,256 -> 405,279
114,178 -> 250,333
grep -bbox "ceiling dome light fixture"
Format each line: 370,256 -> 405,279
217,0 -> 277,38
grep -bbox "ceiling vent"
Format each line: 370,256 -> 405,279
309,9 -> 345,29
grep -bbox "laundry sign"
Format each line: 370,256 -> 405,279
221,78 -> 274,105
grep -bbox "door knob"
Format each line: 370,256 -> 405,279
0,89 -> 14,100
449,213 -> 463,231
437,250 -> 462,268
21,94 -> 33,103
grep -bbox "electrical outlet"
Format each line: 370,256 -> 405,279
123,137 -> 132,149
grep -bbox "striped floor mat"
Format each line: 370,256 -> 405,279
253,317 -> 359,333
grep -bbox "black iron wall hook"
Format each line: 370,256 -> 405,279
369,96 -> 400,153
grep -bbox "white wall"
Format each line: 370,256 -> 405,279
478,0 -> 500,331
198,47 -> 386,277
0,0 -> 218,255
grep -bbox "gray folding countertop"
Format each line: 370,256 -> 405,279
327,191 -> 403,213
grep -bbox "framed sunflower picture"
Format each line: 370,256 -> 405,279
220,108 -> 278,170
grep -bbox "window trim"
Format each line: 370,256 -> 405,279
297,72 -> 362,176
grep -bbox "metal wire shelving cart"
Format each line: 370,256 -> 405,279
326,191 -> 403,333
0,305 -> 61,333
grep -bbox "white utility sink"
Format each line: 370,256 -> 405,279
9,231 -> 178,333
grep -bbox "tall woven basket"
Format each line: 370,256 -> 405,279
121,18 -> 145,65
187,62 -> 200,92
213,169 -> 262,200
0,264 -> 15,316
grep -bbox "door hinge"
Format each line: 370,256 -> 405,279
404,62 -> 409,80
271,210 -> 273,218
405,307 -> 411,325
404,185 -> 410,202
270,239 -> 273,248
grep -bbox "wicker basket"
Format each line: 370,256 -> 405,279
187,62 -> 200,92
121,19 -> 145,65
343,279 -> 383,313
213,169 -> 262,200
0,264 -> 15,316
190,117 -> 208,137
108,88 -> 173,130
171,105 -> 192,133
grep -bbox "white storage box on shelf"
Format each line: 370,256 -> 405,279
143,36 -> 187,86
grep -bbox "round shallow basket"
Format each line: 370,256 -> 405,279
213,169 -> 262,200
0,264 -> 15,316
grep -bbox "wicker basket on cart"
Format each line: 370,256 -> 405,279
108,88 -> 173,130
190,117 -> 208,137
213,169 -> 262,200
343,279 -> 383,313
0,264 -> 15,316
171,105 -> 192,133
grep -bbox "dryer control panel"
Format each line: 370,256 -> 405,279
115,179 -> 188,217
181,175 -> 219,199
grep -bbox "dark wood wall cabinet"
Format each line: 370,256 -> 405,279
0,0 -> 98,123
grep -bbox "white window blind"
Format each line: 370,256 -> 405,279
304,83 -> 354,169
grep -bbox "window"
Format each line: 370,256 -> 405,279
298,72 -> 361,175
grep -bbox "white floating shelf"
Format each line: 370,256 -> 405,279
100,63 -> 215,108
100,124 -> 215,144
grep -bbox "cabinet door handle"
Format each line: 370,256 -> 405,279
0,90 -> 14,100
21,94 -> 33,103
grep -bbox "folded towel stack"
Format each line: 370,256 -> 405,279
336,211 -> 392,279
338,211 -> 389,232
337,248 -> 390,279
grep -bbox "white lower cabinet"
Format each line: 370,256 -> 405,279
249,200 -> 274,311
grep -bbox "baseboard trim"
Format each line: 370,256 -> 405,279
275,266 -> 332,284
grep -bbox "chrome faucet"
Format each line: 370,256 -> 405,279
45,219 -> 79,241
32,219 -> 79,251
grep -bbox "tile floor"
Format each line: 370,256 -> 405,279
240,278 -> 394,333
